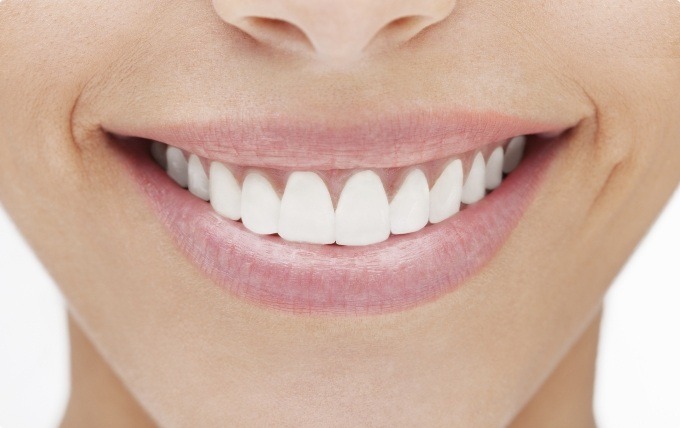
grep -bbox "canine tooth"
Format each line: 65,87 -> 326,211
188,155 -> 209,201
335,171 -> 390,246
241,172 -> 280,235
150,141 -> 167,170
390,169 -> 430,234
429,160 -> 463,224
462,153 -> 486,204
503,136 -> 526,173
485,147 -> 504,190
166,147 -> 189,188
279,172 -> 335,244
210,162 -> 241,220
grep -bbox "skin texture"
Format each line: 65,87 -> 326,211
1,0 -> 679,426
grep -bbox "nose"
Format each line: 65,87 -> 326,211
212,0 -> 457,60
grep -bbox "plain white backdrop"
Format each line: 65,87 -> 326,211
0,188 -> 678,428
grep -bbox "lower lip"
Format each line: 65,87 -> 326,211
115,137 -> 561,315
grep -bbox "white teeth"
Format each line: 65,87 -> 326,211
187,155 -> 210,201
461,153 -> 486,204
241,172 -> 281,235
160,135 -> 528,245
166,147 -> 189,188
390,169 -> 430,235
429,160 -> 463,224
209,162 -> 241,221
151,141 -> 167,170
278,172 -> 335,244
485,147 -> 504,190
503,136 -> 526,173
335,171 -> 390,246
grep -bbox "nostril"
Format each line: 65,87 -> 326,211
379,15 -> 436,44
385,16 -> 425,32
238,17 -> 313,51
212,1 -> 456,58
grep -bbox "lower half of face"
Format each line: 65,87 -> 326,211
0,0 -> 679,425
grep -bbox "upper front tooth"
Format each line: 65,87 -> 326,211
278,172 -> 335,244
188,155 -> 209,201
166,147 -> 189,188
503,136 -> 526,173
485,147 -> 504,190
335,170 -> 390,246
390,169 -> 430,234
461,153 -> 486,204
151,141 -> 167,170
241,172 -> 281,235
210,162 -> 241,221
429,160 -> 463,224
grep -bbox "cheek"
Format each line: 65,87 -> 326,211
528,2 -> 680,112
556,3 -> 680,174
0,1 -> 165,255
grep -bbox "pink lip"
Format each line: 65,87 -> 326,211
105,111 -> 570,170
113,127 -> 563,315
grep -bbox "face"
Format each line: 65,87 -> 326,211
1,0 -> 679,425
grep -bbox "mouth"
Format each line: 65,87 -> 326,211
107,111 -> 574,315
149,135 -> 529,245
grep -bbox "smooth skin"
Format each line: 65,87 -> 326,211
1,1 -> 679,426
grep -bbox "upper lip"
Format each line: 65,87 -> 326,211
104,109 -> 575,170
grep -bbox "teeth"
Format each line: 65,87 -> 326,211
461,153 -> 486,204
429,160 -> 463,224
335,171 -> 390,246
278,172 -> 335,244
485,147 -> 504,190
390,169 -> 430,234
166,147 -> 189,188
155,136 -> 529,246
188,155 -> 210,201
209,162 -> 241,221
503,136 -> 526,173
241,172 -> 281,235
151,141 -> 167,170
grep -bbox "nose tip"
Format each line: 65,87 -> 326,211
212,0 -> 457,60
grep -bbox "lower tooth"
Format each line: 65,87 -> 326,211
241,172 -> 281,235
485,147 -> 504,190
461,153 -> 486,204
188,155 -> 210,201
150,141 -> 167,170
503,136 -> 526,173
278,172 -> 335,244
335,171 -> 390,246
166,147 -> 189,188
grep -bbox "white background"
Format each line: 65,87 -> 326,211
0,189 -> 678,428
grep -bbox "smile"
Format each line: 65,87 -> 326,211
107,111 -> 574,314
150,136 -> 527,246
